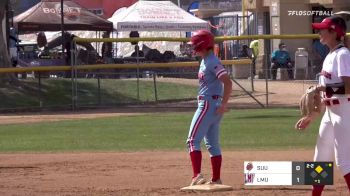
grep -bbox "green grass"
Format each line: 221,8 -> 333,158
0,108 -> 320,153
0,78 -> 198,108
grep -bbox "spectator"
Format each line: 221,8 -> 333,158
249,40 -> 259,75
129,31 -> 144,57
36,32 -> 50,58
238,44 -> 251,58
271,43 -> 293,80
64,32 -> 76,65
129,31 -> 139,45
101,31 -> 113,63
37,32 -> 48,48
9,28 -> 19,67
180,42 -> 192,57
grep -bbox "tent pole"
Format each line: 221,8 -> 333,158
117,31 -> 119,57
61,0 -> 65,55
136,44 -> 140,101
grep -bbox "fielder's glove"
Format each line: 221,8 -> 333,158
295,86 -> 322,130
300,86 -> 321,117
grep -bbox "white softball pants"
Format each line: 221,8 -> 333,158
314,97 -> 350,176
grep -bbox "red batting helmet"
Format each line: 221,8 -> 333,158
188,30 -> 215,53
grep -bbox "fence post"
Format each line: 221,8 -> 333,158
38,72 -> 42,107
74,42 -> 78,109
153,71 -> 158,102
97,76 -> 101,105
136,45 -> 140,101
250,62 -> 255,92
70,40 -> 77,111
265,68 -> 269,108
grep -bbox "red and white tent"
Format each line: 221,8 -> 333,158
14,0 -> 113,32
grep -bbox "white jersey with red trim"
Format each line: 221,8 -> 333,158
314,46 -> 350,177
319,46 -> 350,98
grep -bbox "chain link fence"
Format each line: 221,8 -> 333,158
0,65 -> 317,112
0,34 -> 326,112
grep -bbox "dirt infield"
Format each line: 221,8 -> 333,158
0,150 -> 348,196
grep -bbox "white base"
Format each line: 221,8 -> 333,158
180,184 -> 233,192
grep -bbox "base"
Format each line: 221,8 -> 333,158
180,184 -> 233,192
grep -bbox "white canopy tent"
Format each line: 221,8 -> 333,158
108,1 -> 208,32
107,1 -> 208,100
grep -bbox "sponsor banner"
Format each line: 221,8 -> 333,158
118,23 -> 208,32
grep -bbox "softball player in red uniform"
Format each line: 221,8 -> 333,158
186,30 -> 232,186
297,16 -> 350,195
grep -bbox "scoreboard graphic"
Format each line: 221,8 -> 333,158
244,161 -> 333,186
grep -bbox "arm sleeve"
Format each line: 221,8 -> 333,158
209,62 -> 228,79
337,51 -> 350,77
271,50 -> 276,60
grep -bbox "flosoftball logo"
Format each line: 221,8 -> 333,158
288,10 -> 333,16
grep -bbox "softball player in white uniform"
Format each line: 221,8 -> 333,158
297,16 -> 350,196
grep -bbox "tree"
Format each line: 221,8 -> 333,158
0,0 -> 16,82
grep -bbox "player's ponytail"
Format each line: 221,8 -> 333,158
343,35 -> 350,49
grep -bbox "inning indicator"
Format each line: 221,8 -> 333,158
244,161 -> 333,186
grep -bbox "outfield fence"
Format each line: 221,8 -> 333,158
1,33 -> 348,111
